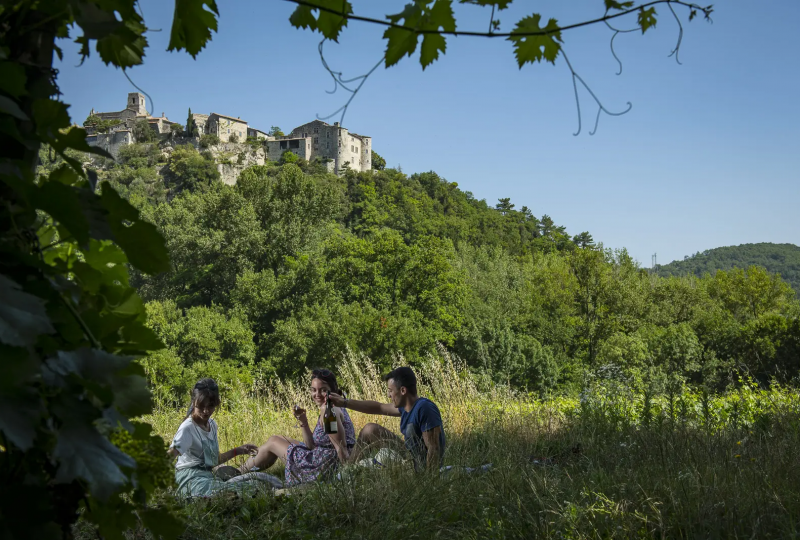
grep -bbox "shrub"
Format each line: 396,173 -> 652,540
200,134 -> 221,148
279,150 -> 298,164
229,133 -> 239,143
132,118 -> 156,142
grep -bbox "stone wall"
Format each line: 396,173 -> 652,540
266,137 -> 311,162
92,130 -> 133,157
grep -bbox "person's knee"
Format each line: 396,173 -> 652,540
359,423 -> 382,439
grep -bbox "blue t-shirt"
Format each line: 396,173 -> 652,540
398,397 -> 446,469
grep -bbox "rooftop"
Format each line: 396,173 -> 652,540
210,112 -> 248,123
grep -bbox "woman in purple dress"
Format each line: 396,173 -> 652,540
240,369 -> 356,486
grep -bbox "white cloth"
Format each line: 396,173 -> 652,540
170,417 -> 219,471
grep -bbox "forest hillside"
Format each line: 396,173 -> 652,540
658,243 -> 800,295
38,142 -> 799,407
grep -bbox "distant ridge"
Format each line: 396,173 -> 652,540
657,243 -> 800,294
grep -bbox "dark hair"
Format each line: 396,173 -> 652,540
311,368 -> 339,394
186,378 -> 221,418
385,366 -> 417,395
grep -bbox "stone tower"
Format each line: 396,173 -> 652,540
126,92 -> 147,116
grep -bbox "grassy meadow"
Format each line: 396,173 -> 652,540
81,352 -> 800,539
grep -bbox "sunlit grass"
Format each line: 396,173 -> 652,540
128,351 -> 800,539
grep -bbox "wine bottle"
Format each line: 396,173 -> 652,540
323,390 -> 338,434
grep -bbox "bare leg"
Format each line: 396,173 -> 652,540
239,435 -> 296,473
350,423 -> 401,462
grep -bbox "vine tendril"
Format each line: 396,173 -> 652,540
316,40 -> 385,126
562,50 -> 633,136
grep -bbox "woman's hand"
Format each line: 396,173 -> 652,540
293,405 -> 309,427
236,444 -> 258,457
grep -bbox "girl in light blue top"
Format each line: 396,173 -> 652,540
168,378 -> 259,497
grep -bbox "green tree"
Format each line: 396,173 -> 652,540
573,231 -> 595,249
136,183 -> 265,307
133,118 -> 157,142
280,150 -> 298,164
269,126 -> 285,137
186,107 -> 199,137
83,114 -> 122,133
166,144 -> 220,191
371,150 -> 386,170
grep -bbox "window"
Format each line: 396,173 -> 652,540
314,137 -> 319,144
289,139 -> 300,149
351,145 -> 354,152
280,140 -> 288,149
327,141 -> 330,149
314,127 -> 319,134
227,129 -> 230,134
327,132 -> 330,138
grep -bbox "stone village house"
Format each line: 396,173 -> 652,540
87,94 -> 373,175
266,119 -> 372,174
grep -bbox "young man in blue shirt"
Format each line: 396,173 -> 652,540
328,366 -> 446,471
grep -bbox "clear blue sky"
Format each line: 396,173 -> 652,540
56,0 -> 800,267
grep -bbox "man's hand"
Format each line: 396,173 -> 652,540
328,392 -> 346,407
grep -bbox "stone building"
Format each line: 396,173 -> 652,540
266,119 -> 372,174
191,113 -> 209,135
247,127 -> 271,140
207,113 -> 248,142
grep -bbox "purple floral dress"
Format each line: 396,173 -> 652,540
285,408 -> 356,486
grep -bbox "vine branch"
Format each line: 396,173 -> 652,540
283,0 -> 713,38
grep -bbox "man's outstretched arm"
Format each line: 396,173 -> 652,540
422,426 -> 442,472
328,393 -> 400,417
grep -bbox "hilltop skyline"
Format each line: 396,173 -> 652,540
56,1 -> 800,266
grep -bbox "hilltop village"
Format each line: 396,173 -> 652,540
85,92 -> 373,175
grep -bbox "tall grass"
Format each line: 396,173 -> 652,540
111,351 -> 800,539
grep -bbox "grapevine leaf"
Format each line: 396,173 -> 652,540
420,34 -> 447,69
604,0 -> 634,11
53,416 -> 135,500
458,0 -> 513,8
0,345 -> 42,450
420,0 -> 456,69
100,186 -> 170,275
95,19 -> 148,68
0,95 -> 28,120
35,180 -> 91,245
316,0 -> 353,41
384,27 -> 420,68
385,0 -> 456,69
0,274 -> 55,347
168,0 -> 220,57
0,61 -> 27,97
46,348 -> 132,387
289,5 -> 317,30
508,14 -> 562,67
289,0 -> 352,42
638,7 -> 657,33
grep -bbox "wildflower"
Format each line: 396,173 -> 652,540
735,454 -> 741,458
737,441 -> 742,445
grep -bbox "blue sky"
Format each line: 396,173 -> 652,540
56,1 -> 800,267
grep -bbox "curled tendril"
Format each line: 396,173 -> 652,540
603,19 -> 638,75
316,40 -> 384,126
668,2 -> 683,65
562,50 -> 632,136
